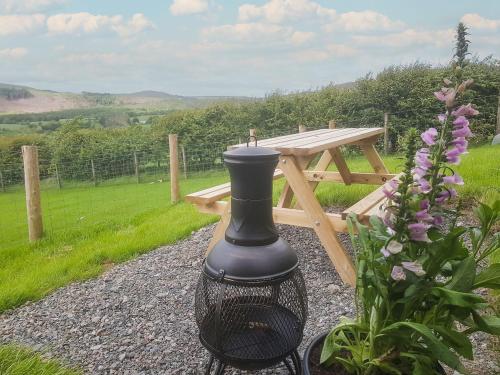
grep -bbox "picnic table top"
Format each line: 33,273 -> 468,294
228,127 -> 384,156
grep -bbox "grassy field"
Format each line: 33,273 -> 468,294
0,145 -> 498,313
0,345 -> 80,375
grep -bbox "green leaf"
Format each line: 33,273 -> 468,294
446,257 -> 476,292
473,263 -> 500,289
432,287 -> 485,308
381,322 -> 467,373
471,312 -> 500,335
433,326 -> 473,359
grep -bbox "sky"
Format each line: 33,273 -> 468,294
1,0 -> 499,96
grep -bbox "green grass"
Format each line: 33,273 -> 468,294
0,345 -> 80,375
1,146 -> 498,313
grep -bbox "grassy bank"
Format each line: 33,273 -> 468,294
0,145 -> 498,313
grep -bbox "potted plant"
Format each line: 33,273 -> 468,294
303,70 -> 500,374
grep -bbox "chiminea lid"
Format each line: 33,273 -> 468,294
204,237 -> 298,281
224,146 -> 280,161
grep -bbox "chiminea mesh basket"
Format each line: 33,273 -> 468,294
195,268 -> 307,371
194,141 -> 308,374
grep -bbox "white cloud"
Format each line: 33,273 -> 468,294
461,13 -> 500,30
0,14 -> 46,36
292,43 -> 358,63
0,47 -> 28,59
62,52 -> 124,65
0,0 -> 65,13
290,31 -> 315,45
327,43 -> 359,57
352,28 -> 454,48
202,22 -> 292,43
46,12 -> 153,36
325,10 -> 404,32
170,0 -> 208,16
239,0 -> 335,23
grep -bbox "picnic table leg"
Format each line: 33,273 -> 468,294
293,150 -> 333,210
277,156 -> 313,208
205,201 -> 231,256
360,142 -> 389,174
329,148 -> 353,185
278,155 -> 356,286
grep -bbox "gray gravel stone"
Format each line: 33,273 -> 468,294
0,218 -> 496,374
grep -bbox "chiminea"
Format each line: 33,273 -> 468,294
195,140 -> 308,375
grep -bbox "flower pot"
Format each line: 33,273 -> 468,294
303,331 -> 446,375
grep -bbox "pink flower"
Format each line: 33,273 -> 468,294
416,209 -> 433,222
450,137 -> 468,148
437,114 -> 447,123
382,179 -> 399,199
452,104 -> 479,117
402,261 -> 426,276
412,167 -> 428,179
381,247 -> 391,257
433,215 -> 444,225
415,150 -> 433,169
434,88 -> 456,107
418,178 -> 432,193
420,199 -> 430,210
442,173 -> 464,185
408,222 -> 431,242
446,148 -> 463,164
421,128 -> 438,145
452,126 -> 473,138
436,189 -> 457,204
453,116 -> 469,128
391,266 -> 406,281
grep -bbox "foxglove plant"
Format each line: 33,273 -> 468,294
320,74 -> 499,374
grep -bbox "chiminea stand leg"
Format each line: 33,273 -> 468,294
204,351 -> 301,374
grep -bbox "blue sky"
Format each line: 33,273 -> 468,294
1,0 -> 499,96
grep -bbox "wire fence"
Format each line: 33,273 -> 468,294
0,107 -> 498,248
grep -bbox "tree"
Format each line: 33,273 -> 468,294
454,22 -> 470,68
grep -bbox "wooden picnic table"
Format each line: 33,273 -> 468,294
185,128 -> 398,286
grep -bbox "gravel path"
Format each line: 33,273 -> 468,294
0,222 -> 497,374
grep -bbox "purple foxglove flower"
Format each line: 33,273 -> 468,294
402,261 -> 426,276
420,199 -> 430,210
437,114 -> 447,123
415,209 -> 433,222
452,126 -> 473,138
408,222 -> 431,242
418,178 -> 432,193
391,266 -> 406,281
446,148 -> 462,164
453,116 -> 469,128
434,91 -> 446,101
442,173 -> 464,185
436,189 -> 457,204
386,240 -> 403,254
452,104 -> 479,117
412,167 -> 428,179
433,215 -> 444,225
421,128 -> 438,145
450,137 -> 468,148
381,247 -> 391,257
415,154 -> 433,170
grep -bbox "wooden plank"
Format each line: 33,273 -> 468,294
186,169 -> 284,204
205,200 -> 231,256
169,134 -> 180,203
303,171 -> 396,184
360,143 -> 389,174
341,173 -> 403,219
228,128 -> 332,150
278,155 -> 356,286
197,201 -> 349,233
270,128 -> 360,149
278,128 -> 384,156
329,148 -> 352,185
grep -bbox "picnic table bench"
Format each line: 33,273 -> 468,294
186,128 -> 399,286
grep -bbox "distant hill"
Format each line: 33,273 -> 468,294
0,83 -> 253,114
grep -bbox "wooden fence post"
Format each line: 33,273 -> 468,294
55,163 -> 62,189
91,159 -> 97,187
384,112 -> 389,154
249,128 -> 256,137
22,146 -> 43,242
181,145 -> 187,179
328,120 -> 336,129
169,134 -> 180,203
496,95 -> 500,135
298,124 -> 306,133
0,170 -> 5,192
134,152 -> 140,184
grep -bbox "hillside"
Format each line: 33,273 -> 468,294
0,83 -> 252,114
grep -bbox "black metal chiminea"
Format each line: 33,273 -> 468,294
195,139 -> 308,375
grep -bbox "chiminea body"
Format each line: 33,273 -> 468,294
195,145 -> 308,374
